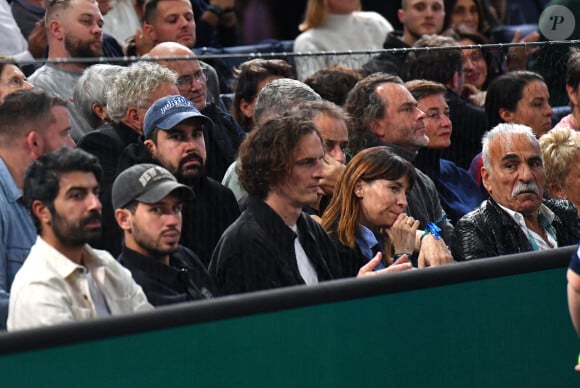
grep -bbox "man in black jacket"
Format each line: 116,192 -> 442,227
451,123 -> 580,260
141,94 -> 240,268
113,163 -> 216,305
209,111 -> 409,295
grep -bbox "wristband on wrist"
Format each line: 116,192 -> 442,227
393,252 -> 412,260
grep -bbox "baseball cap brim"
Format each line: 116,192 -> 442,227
136,180 -> 194,204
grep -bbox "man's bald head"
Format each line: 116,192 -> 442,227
147,42 -> 207,110
148,41 -> 195,59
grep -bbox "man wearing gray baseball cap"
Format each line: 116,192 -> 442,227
113,163 -> 216,305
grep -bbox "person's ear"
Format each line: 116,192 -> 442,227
142,23 -> 156,44
25,131 -> 42,159
239,98 -> 254,119
369,118 -> 385,138
354,180 -> 366,198
499,108 -> 513,123
31,199 -> 50,227
49,19 -> 64,40
92,103 -> 108,122
114,208 -> 133,231
397,8 -> 405,25
125,107 -> 144,134
144,138 -> 156,157
481,165 -> 492,194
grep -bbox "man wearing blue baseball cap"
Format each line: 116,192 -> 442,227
119,95 -> 240,268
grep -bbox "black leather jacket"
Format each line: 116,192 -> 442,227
451,198 -> 580,261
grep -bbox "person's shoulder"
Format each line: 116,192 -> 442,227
545,198 -> 578,215
294,29 -> 318,49
205,177 -> 237,197
28,65 -> 51,84
77,123 -> 118,145
90,246 -> 137,276
413,166 -> 438,191
458,199 -> 502,223
354,11 -> 393,28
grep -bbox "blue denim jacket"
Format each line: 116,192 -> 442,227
0,156 -> 36,329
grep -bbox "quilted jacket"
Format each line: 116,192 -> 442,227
451,198 -> 580,260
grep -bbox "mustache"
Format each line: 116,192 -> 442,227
179,152 -> 203,169
512,182 -> 540,197
161,227 -> 181,236
81,211 -> 101,225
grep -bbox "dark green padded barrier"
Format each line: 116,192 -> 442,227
1,246 -> 580,387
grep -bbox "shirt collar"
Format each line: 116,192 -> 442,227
355,224 -> 379,258
497,202 -> 555,229
36,236 -> 103,279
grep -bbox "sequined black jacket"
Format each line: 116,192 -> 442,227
450,198 -> 580,261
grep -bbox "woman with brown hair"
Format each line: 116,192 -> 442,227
230,58 -> 294,133
322,146 -> 424,271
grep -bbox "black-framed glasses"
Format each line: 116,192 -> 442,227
176,70 -> 207,87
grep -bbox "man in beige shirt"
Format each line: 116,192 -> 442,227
8,147 -> 152,331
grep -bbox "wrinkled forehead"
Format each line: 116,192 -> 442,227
490,133 -> 541,158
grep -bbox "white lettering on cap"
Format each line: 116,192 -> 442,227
138,167 -> 161,187
138,166 -> 173,188
159,96 -> 193,116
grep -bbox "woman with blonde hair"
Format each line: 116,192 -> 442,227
293,0 -> 392,81
540,127 -> 580,216
322,146 -> 423,271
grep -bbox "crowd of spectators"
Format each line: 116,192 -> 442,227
1,0 -> 580,332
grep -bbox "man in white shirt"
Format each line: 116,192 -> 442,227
8,147 -> 152,331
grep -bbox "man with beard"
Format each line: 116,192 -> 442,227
0,89 -> 74,330
113,163 -> 216,305
142,95 -> 240,267
77,61 -> 178,258
7,148 -> 152,331
148,42 -> 244,181
451,123 -> 580,260
29,0 -> 104,142
137,0 -> 225,102
345,72 -> 454,266
363,0 -> 445,78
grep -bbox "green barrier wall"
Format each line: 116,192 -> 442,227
0,248 -> 579,387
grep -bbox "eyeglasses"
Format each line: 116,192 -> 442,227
176,71 -> 207,87
424,111 -> 450,121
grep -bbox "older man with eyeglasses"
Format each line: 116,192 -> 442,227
148,41 -> 244,182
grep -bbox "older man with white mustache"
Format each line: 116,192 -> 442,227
450,123 -> 580,260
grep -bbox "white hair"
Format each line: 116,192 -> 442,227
481,123 -> 539,171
